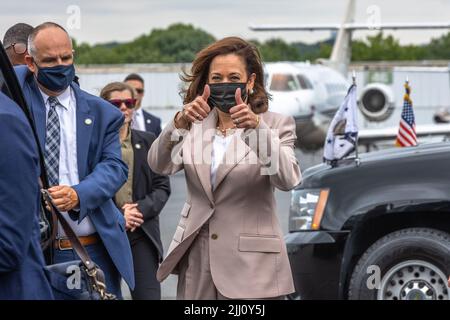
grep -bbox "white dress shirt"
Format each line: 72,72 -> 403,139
39,86 -> 96,237
210,131 -> 236,190
131,107 -> 146,131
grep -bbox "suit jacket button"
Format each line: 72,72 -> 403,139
211,234 -> 218,240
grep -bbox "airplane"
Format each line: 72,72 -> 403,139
264,62 -> 349,120
251,0 -> 450,151
263,62 -> 350,150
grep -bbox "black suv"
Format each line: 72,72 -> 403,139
0,42 -> 53,250
286,143 -> 450,300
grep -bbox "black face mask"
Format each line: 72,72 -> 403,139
207,82 -> 248,113
34,62 -> 75,92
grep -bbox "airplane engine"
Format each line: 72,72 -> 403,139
358,83 -> 395,122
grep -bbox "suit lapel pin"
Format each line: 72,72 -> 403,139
85,118 -> 92,125
146,119 -> 151,124
135,143 -> 141,149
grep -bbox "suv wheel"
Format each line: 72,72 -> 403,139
348,228 -> 450,300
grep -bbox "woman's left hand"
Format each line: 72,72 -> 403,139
122,203 -> 144,232
230,88 -> 259,130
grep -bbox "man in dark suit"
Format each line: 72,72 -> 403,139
124,73 -> 162,136
15,22 -> 134,298
0,91 -> 53,299
100,82 -> 170,299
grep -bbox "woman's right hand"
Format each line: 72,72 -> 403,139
175,84 -> 211,129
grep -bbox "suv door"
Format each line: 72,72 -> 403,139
0,42 -> 33,116
0,42 -> 52,256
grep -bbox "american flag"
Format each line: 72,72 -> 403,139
395,82 -> 417,147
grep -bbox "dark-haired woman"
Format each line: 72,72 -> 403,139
148,37 -> 301,299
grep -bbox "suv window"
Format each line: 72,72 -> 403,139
0,62 -> 14,101
0,42 -> 29,112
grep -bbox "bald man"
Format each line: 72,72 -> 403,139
14,22 -> 134,298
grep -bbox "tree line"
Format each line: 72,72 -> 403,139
73,23 -> 450,64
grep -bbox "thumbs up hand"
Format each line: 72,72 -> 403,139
175,84 -> 211,129
230,87 -> 259,130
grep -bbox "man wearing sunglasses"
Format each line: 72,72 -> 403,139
124,73 -> 162,136
3,23 -> 33,66
14,22 -> 134,298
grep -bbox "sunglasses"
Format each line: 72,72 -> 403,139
108,98 -> 137,109
5,42 -> 27,55
135,88 -> 144,94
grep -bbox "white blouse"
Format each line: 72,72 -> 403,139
210,131 -> 236,189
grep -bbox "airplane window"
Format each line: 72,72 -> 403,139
270,74 -> 299,91
297,75 -> 313,89
324,81 -> 348,95
325,84 -> 333,93
325,83 -> 342,94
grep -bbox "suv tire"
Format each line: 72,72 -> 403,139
348,228 -> 450,300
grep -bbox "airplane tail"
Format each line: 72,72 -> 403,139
249,0 -> 450,76
328,0 -> 355,76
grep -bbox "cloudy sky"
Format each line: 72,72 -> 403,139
1,0 -> 450,45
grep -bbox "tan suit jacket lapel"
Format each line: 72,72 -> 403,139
191,110 -> 216,204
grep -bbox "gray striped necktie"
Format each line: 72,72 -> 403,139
131,111 -> 139,130
45,96 -> 60,187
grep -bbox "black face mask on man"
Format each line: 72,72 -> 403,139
34,62 -> 75,92
207,82 -> 248,113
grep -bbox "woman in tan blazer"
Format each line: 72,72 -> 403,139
148,37 -> 302,299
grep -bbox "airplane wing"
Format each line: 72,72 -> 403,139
249,22 -> 450,31
346,22 -> 450,30
249,24 -> 340,31
358,124 -> 450,146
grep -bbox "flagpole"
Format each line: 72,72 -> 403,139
353,70 -> 361,167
